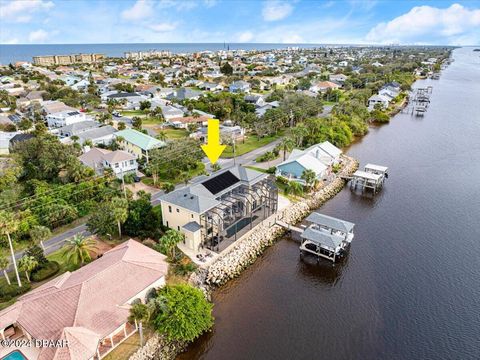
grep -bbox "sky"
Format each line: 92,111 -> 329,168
0,0 -> 479,45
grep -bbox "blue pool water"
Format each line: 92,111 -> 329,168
1,351 -> 27,360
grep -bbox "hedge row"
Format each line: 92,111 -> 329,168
31,261 -> 60,282
0,282 -> 32,302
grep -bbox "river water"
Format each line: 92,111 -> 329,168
179,47 -> 480,360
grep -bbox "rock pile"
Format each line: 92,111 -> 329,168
129,333 -> 186,360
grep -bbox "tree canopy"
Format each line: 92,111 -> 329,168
152,284 -> 214,342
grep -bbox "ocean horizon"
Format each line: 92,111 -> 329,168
0,43 -> 325,65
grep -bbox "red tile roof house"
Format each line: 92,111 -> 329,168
0,240 -> 168,360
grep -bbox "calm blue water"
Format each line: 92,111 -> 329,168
0,43 -> 321,65
1,351 -> 27,360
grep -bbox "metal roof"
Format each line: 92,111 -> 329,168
305,212 -> 354,233
365,164 -> 388,173
182,221 -> 202,233
302,227 -> 343,249
352,170 -> 382,181
115,129 -> 166,150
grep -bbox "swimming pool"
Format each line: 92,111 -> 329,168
1,350 -> 27,360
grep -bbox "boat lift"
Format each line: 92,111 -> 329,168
299,212 -> 356,263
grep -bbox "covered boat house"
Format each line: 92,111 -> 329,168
300,212 -> 355,263
349,163 -> 388,194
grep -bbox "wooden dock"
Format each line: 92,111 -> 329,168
275,220 -> 304,234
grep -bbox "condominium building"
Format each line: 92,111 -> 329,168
32,53 -> 105,66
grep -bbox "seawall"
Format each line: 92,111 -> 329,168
190,155 -> 359,289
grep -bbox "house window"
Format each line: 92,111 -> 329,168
115,163 -> 119,168
168,206 -> 172,213
191,214 -> 194,218
176,208 -> 179,213
166,221 -> 169,227
130,160 -> 134,165
177,226 -> 180,231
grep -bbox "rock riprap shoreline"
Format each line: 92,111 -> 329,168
191,155 -> 359,289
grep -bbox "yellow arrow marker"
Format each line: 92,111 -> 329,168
201,119 -> 226,164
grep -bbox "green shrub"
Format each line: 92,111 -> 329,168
0,282 -> 31,302
31,261 -> 60,282
256,150 -> 277,163
276,175 -> 289,185
173,261 -> 197,276
161,182 -> 175,193
266,166 -> 277,174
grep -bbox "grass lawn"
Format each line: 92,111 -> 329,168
120,110 -> 145,116
162,128 -> 189,139
141,116 -> 163,125
244,165 -> 268,173
142,162 -> 206,187
222,132 -> 283,158
103,332 -> 142,360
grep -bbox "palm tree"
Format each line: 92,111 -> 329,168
279,137 -> 295,161
63,234 -> 98,266
285,181 -> 304,197
156,131 -> 167,142
158,229 -> 184,260
0,255 -> 11,285
111,197 -> 128,238
18,255 -> 38,283
0,210 -> 22,287
301,169 -> 317,190
129,302 -> 149,346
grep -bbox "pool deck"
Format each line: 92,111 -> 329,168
0,346 -> 39,360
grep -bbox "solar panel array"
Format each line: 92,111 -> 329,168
202,171 -> 240,195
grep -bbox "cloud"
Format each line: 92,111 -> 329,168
262,0 -> 293,21
237,31 -> 254,42
28,29 -> 49,43
157,0 -> 198,11
149,22 -> 178,32
121,0 -> 153,21
203,0 -> 217,8
0,0 -> 53,22
366,3 -> 480,45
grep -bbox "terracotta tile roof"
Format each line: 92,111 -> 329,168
0,240 -> 168,360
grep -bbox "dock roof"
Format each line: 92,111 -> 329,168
352,170 -> 382,181
302,227 -> 343,249
365,164 -> 388,173
305,212 -> 354,233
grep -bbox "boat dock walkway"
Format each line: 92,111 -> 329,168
275,220 -> 304,234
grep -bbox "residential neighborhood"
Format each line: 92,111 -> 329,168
0,40 -> 452,360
